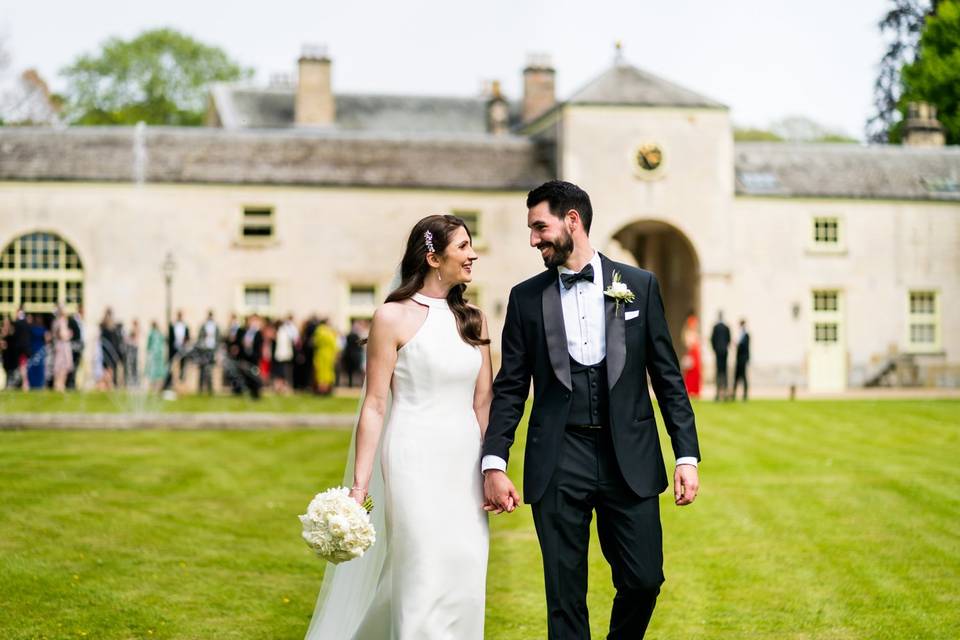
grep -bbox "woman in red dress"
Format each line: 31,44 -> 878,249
681,311 -> 702,398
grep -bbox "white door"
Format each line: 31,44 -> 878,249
808,290 -> 846,392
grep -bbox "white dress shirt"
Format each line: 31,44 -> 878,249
559,251 -> 607,365
202,320 -> 218,350
483,252 -> 697,473
173,322 -> 187,349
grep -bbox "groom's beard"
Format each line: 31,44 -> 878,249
538,229 -> 575,268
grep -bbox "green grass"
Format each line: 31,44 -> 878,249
0,390 -> 358,414
1,400 -> 958,639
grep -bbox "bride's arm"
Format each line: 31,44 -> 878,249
350,306 -> 399,504
473,311 -> 493,439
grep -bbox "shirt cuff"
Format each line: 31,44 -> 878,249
675,456 -> 698,468
481,455 -> 507,473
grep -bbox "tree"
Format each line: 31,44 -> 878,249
867,0 -> 940,142
61,28 -> 252,126
770,116 -> 857,143
733,118 -> 856,143
0,33 -> 62,125
898,0 -> 960,144
733,127 -> 784,142
1,69 -> 63,125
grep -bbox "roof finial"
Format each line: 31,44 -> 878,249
614,40 -> 624,65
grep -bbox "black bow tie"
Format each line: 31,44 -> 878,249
560,264 -> 595,290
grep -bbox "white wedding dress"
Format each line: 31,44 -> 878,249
305,292 -> 489,640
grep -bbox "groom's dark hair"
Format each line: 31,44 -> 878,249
526,180 -> 593,234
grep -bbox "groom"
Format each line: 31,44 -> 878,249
482,180 -> 701,639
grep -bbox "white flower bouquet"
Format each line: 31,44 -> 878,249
298,487 -> 376,564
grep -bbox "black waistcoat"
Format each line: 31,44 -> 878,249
567,356 -> 610,426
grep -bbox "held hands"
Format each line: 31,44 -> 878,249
483,470 -> 521,515
674,464 -> 699,506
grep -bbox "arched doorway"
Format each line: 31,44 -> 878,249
0,231 -> 85,318
607,220 -> 700,351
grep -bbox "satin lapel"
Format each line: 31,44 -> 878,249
601,254 -> 626,389
541,272 -> 572,391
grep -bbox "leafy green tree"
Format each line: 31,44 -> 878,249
61,28 -> 252,125
733,127 -> 784,142
898,0 -> 960,143
733,118 -> 856,143
867,0 -> 940,142
771,116 -> 857,143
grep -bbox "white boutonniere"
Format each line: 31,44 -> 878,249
603,271 -> 635,315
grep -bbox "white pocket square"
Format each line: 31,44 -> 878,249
625,310 -> 640,321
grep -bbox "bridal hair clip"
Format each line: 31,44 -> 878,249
424,230 -> 436,253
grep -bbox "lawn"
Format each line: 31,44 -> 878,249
0,390 -> 358,414
1,400 -> 958,639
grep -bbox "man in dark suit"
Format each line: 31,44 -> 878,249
236,314 -> 263,399
196,310 -> 220,395
66,306 -> 84,390
163,310 -> 190,391
710,311 -> 731,401
224,312 -> 243,393
11,307 -> 32,389
733,318 -> 750,401
483,181 -> 700,639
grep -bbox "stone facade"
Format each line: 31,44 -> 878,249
1,58 -> 958,390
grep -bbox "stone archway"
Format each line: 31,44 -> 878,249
607,220 -> 700,350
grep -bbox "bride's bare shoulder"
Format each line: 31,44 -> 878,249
371,299 -> 425,341
374,299 -> 419,322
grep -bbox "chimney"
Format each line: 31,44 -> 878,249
486,80 -> 510,135
295,44 -> 335,127
522,53 -> 555,123
903,101 -> 945,147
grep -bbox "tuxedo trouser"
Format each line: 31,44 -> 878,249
734,364 -> 748,400
715,351 -> 728,399
531,428 -> 664,640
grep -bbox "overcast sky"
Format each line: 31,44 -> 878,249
1,0 -> 891,139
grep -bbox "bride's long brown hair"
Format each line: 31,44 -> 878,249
386,214 -> 489,347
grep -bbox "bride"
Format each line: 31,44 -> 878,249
304,214 -> 498,639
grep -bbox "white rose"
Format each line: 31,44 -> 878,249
611,282 -> 627,294
327,514 -> 349,536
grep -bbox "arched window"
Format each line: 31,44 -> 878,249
0,231 -> 84,315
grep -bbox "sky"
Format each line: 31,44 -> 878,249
0,0 -> 892,139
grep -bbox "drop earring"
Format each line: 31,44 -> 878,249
437,268 -> 442,282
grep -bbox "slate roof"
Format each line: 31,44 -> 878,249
3,126 -> 957,201
735,143 -> 960,201
209,60 -> 723,136
0,126 -> 553,191
210,84 -> 517,134
565,62 -> 726,109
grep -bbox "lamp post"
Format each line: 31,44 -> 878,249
162,252 -> 176,332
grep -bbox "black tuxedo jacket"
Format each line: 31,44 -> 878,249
711,322 -> 731,355
483,254 -> 700,503
168,323 -> 191,355
239,328 -> 263,365
736,332 -> 750,367
196,321 -> 221,350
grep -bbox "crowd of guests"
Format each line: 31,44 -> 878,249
5,303 -> 749,401
0,304 -> 369,398
0,306 -> 83,392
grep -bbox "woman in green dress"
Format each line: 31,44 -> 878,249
145,320 -> 167,392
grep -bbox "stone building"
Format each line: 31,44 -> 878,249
1,48 -> 958,391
